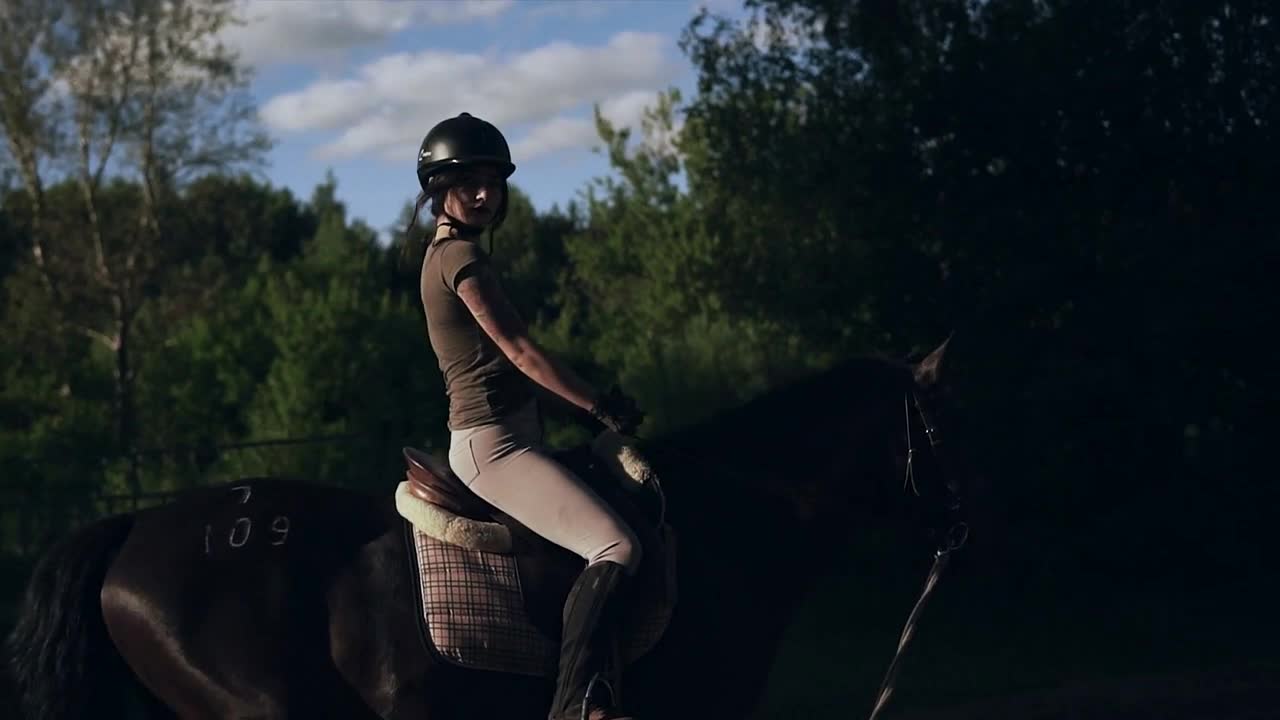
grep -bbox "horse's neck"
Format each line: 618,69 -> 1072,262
643,463 -> 830,712
665,445 -> 830,606
652,399 -> 894,603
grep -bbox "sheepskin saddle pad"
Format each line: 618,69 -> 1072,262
396,445 -> 677,678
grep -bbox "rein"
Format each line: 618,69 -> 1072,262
867,392 -> 970,720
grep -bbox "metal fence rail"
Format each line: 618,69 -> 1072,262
0,487 -> 182,557
0,430 -> 416,559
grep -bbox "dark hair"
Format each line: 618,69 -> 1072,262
399,189 -> 435,265
404,169 -> 510,232
402,189 -> 438,237
399,172 -> 509,261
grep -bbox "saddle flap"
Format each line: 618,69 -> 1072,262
409,524 -> 677,679
402,447 -> 497,520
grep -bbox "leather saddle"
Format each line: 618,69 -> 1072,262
402,445 -> 674,643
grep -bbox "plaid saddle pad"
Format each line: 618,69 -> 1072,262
410,526 -> 675,678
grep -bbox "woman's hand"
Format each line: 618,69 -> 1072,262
589,386 -> 645,436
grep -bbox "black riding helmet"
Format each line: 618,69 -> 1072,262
415,113 -> 515,242
417,112 -> 515,192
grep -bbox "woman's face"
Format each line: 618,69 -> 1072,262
442,166 -> 506,227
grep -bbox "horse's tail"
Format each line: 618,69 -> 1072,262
6,513 -> 135,720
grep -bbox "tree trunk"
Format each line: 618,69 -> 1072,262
116,301 -> 140,496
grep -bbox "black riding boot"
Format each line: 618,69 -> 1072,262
547,561 -> 635,720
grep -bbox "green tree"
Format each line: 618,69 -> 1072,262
539,90 -> 834,436
678,0 -> 1278,475
219,179 -> 446,487
176,173 -> 316,268
0,0 -> 268,494
675,4 -> 1280,682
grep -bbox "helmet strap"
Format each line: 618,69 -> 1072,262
435,211 -> 485,240
427,183 -> 505,255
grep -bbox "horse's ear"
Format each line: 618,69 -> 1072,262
911,334 -> 953,389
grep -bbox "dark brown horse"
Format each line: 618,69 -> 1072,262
6,340 -> 969,720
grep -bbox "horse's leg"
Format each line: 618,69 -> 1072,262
99,484 -> 386,719
103,573 -> 377,720
101,536 -> 301,717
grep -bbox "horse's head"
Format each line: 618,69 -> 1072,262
901,336 -> 971,551
784,335 -> 973,550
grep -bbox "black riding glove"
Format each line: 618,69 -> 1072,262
589,385 -> 645,436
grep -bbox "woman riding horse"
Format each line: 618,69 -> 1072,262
405,112 -> 647,720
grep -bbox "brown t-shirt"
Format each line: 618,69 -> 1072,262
421,238 -> 533,430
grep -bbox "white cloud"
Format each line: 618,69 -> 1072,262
524,0 -> 619,21
510,116 -> 594,161
221,0 -> 513,68
260,32 -> 680,163
600,91 -> 661,133
509,90 -> 661,160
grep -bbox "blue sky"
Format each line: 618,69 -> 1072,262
222,0 -> 748,240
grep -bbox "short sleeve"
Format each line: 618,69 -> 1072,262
438,240 -> 487,293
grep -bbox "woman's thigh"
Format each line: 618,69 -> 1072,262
453,429 -> 639,569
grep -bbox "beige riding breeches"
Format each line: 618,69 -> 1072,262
447,401 -> 641,574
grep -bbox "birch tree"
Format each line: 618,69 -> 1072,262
0,0 -> 268,492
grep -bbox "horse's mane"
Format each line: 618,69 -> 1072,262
646,352 -> 912,463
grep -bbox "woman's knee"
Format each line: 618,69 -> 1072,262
590,524 -> 642,575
